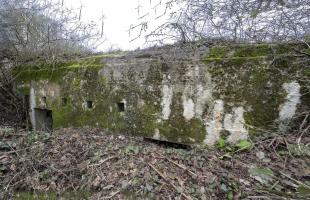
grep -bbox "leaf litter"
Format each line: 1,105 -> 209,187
0,127 -> 309,199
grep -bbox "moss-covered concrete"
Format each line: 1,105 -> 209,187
157,92 -> 206,143
203,43 -> 308,135
14,54 -> 114,84
15,43 -> 309,145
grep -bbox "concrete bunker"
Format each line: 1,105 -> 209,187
15,43 -> 308,146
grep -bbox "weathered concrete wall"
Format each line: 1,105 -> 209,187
15,43 -> 309,145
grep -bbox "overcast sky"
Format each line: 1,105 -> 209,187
63,0 -> 172,51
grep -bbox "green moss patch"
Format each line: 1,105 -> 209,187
233,44 -> 270,57
158,93 -> 206,143
207,46 -> 230,58
204,44 -> 305,134
13,54 -> 111,83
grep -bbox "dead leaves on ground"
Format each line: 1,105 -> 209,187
0,127 -> 309,199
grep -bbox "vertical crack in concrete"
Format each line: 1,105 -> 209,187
161,84 -> 173,120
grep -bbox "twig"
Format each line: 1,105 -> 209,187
298,113 -> 309,133
270,180 -> 279,190
88,156 -> 117,167
258,189 -> 288,200
158,181 -> 167,192
4,147 -> 31,154
247,196 -> 272,200
105,190 -> 120,199
4,171 -> 21,191
297,113 -> 309,149
7,142 -> 39,175
165,157 -> 197,177
279,171 -> 310,189
148,163 -> 193,200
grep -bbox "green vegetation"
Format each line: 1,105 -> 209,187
125,145 -> 141,154
218,139 -> 253,159
248,167 -> 274,185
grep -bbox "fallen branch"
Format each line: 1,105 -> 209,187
3,147 -> 31,154
247,196 -> 272,200
279,171 -> 310,189
4,171 -> 21,191
88,156 -> 117,167
105,190 -> 120,199
165,157 -> 197,177
148,163 -> 193,200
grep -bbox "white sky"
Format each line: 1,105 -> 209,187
63,0 -> 174,51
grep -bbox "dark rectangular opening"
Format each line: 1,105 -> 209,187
24,95 -> 30,109
143,138 -> 191,150
117,102 -> 125,112
41,96 -> 47,103
62,98 -> 68,106
23,95 -> 30,129
86,100 -> 93,109
34,108 -> 53,132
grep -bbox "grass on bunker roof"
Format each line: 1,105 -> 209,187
0,127 -> 309,200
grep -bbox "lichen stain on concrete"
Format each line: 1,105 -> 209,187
278,81 -> 301,121
224,106 -> 248,144
182,66 -> 212,120
161,85 -> 173,120
203,99 -> 224,146
182,97 -> 195,120
182,84 -> 212,120
195,84 -> 212,118
29,83 -> 37,130
182,86 -> 195,120
160,75 -> 173,120
35,81 -> 61,106
152,128 -> 160,140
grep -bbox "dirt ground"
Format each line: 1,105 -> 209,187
0,127 -> 309,200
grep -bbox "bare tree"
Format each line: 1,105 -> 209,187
0,0 -> 102,61
0,0 -> 104,126
130,0 -> 310,45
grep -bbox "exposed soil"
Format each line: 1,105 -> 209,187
0,127 -> 309,200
